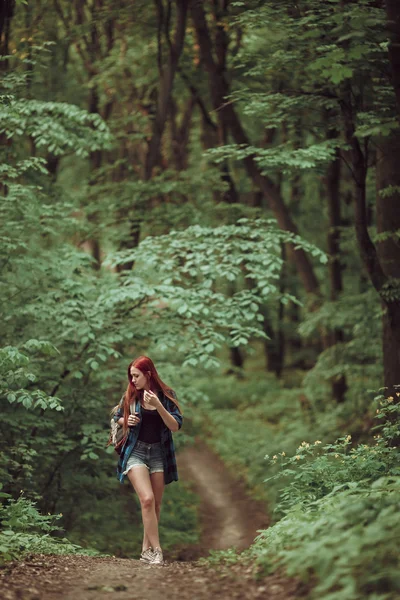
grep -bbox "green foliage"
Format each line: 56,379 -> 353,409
2,0 -> 399,580
206,141 -> 338,175
193,371 -> 325,504
0,45 -> 216,560
1,344 -> 64,411
105,218 -> 326,367
252,477 -> 400,600
266,432 -> 399,515
0,98 -> 112,156
199,547 -> 240,567
0,496 -> 99,564
298,290 -> 383,402
197,373 -> 399,600
248,398 -> 400,600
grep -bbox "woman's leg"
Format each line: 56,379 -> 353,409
127,467 -> 161,551
151,472 -> 165,521
142,472 -> 165,551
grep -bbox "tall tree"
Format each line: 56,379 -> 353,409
338,1 -> 400,392
325,125 -> 347,402
190,0 -> 321,298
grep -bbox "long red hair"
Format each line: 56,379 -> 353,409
122,356 -> 181,433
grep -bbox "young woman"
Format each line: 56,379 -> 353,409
113,356 -> 183,565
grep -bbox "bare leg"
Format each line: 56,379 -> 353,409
127,467 -> 160,551
142,471 -> 165,551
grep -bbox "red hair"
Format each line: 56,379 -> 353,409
122,356 -> 181,433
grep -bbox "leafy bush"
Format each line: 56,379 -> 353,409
0,496 -> 99,564
248,396 -> 400,600
200,547 -> 240,567
265,437 -> 399,516
251,477 -> 400,600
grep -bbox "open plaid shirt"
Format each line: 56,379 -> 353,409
113,390 -> 183,485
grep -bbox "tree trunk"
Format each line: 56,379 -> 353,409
376,132 -> 400,393
341,82 -> 400,394
326,150 -> 344,301
144,0 -> 190,180
0,0 -> 15,59
261,304 -> 285,378
0,0 -> 14,196
119,0 -> 190,271
54,2 -> 116,270
228,346 -> 244,373
325,138 -> 347,402
170,96 -> 195,171
88,87 -> 104,271
386,0 -> 400,117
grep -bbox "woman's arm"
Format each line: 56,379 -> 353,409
144,391 -> 181,432
114,399 -> 140,427
156,401 -> 180,432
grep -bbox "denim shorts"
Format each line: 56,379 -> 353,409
123,440 -> 164,476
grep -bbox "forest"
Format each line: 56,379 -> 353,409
0,1 -> 399,599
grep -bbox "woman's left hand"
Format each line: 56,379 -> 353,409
143,390 -> 161,408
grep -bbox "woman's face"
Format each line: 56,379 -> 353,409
130,367 -> 148,390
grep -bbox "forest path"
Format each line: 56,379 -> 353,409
0,444 -> 303,600
176,442 -> 268,558
0,554 -> 302,600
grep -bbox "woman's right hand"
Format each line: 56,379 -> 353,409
128,413 -> 140,427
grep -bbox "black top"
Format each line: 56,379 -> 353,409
137,407 -> 164,443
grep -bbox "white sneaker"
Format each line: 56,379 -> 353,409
140,548 -> 155,563
150,548 -> 164,565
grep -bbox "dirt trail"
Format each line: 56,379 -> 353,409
177,443 -> 268,558
0,554 -> 302,600
0,444 -> 304,600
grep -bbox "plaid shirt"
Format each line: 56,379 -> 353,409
113,390 -> 183,485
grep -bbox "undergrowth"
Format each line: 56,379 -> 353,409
202,391 -> 400,600
0,495 -> 100,564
